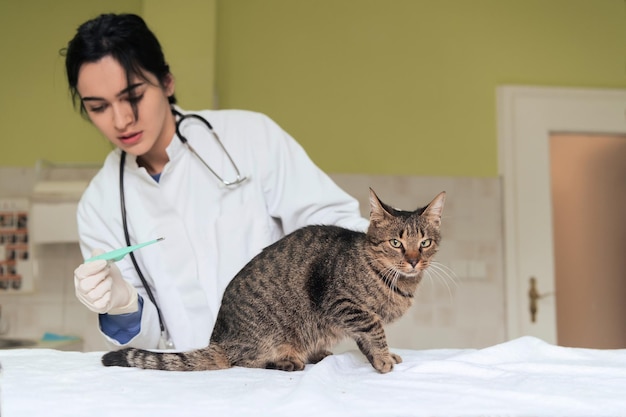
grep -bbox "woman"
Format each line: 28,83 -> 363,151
67,13 -> 368,350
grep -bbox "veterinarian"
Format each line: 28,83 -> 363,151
66,13 -> 369,351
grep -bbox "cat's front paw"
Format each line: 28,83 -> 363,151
371,353 -> 399,374
391,352 -> 403,364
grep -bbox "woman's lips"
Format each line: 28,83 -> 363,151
118,131 -> 143,145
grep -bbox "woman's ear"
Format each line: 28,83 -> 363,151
163,73 -> 175,97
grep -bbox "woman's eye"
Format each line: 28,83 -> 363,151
420,239 -> 432,248
127,93 -> 144,104
88,104 -> 107,113
389,239 -> 402,248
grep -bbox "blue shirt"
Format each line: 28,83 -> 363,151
99,296 -> 143,344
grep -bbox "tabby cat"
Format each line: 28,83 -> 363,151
102,188 -> 446,374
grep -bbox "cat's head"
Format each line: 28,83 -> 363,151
366,189 -> 446,278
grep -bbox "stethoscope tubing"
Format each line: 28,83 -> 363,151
117,109 -> 247,346
119,151 -> 167,334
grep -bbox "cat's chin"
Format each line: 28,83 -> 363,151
398,269 -> 423,280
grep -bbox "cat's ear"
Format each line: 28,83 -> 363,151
368,188 -> 391,223
422,191 -> 446,227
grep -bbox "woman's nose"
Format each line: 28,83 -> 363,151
112,103 -> 133,130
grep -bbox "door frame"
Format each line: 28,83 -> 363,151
497,85 -> 626,343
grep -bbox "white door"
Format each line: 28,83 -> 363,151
497,86 -> 626,344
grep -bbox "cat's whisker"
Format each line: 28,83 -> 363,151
423,269 -> 452,299
421,270 -> 436,293
433,261 -> 458,277
383,265 -> 405,302
423,262 -> 459,300
393,272 -> 405,301
366,257 -> 399,281
426,266 -> 457,293
381,266 -> 399,302
428,262 -> 459,287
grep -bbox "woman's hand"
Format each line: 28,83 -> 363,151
73,251 -> 138,315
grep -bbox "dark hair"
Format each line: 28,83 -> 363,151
61,13 -> 176,118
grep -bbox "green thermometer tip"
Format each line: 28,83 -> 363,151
86,237 -> 165,263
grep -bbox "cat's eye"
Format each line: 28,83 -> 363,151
420,239 -> 432,248
389,239 -> 402,248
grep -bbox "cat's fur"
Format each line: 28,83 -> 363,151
102,188 -> 446,373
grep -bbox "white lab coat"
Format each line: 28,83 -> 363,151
77,108 -> 369,350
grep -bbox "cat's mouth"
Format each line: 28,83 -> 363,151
399,262 -> 429,278
398,266 -> 424,279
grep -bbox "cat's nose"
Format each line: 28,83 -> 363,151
407,259 -> 419,268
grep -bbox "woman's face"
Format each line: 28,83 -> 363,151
76,55 -> 175,161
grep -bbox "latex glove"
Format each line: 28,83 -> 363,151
74,250 -> 138,315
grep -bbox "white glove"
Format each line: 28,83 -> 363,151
73,250 -> 138,315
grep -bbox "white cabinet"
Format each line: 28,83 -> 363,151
30,181 -> 88,244
29,161 -> 99,245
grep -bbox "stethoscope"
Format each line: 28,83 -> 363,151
119,108 -> 248,349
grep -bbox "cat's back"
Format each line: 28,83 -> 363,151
280,224 -> 364,251
225,225 -> 365,291
251,224 -> 363,269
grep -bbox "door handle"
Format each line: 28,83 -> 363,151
528,277 -> 555,323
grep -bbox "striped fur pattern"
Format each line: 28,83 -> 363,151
102,188 -> 446,373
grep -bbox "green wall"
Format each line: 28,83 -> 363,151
142,0 -> 217,110
216,0 -> 626,177
2,0 -> 625,177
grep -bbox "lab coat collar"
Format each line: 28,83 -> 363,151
114,126 -> 185,178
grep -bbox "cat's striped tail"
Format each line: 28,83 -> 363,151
101,344 -> 230,371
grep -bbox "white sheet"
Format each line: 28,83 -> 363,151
1,336 -> 624,417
